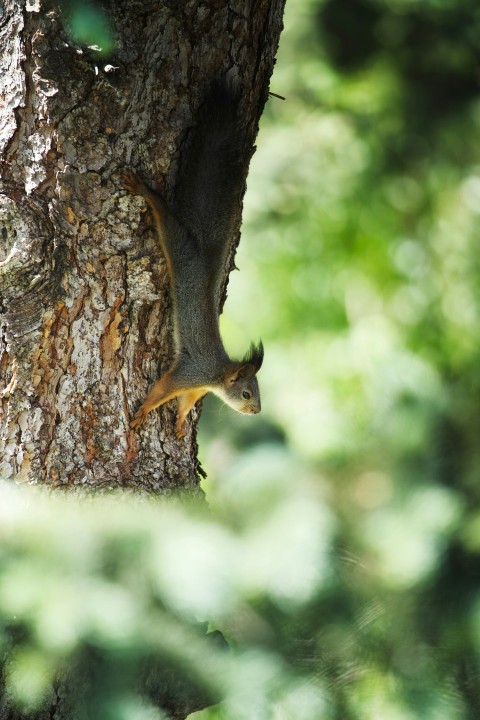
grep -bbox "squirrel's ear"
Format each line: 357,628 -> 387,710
226,363 -> 256,384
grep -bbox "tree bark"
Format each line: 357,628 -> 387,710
0,0 -> 285,491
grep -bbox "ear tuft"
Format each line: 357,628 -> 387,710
241,341 -> 264,373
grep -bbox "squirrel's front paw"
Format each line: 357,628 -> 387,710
175,420 -> 187,440
130,408 -> 147,430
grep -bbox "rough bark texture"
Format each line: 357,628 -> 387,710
0,0 -> 285,491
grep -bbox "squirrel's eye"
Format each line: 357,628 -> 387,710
242,390 -> 251,400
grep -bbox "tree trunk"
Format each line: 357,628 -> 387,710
0,0 -> 285,491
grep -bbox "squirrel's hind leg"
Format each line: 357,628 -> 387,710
122,169 -> 167,217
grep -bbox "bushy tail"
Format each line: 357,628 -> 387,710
172,80 -> 252,253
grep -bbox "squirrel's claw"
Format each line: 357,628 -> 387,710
175,414 -> 187,439
131,412 -> 186,439
175,424 -> 186,440
121,169 -> 142,195
130,408 -> 147,430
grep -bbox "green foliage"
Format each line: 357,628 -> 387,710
197,0 -> 480,716
0,482 -> 331,718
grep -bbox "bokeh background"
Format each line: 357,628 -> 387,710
2,0 -> 480,718
198,0 -> 480,715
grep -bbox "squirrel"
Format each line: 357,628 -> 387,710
122,80 -> 264,438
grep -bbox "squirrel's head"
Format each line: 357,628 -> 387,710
214,341 -> 264,415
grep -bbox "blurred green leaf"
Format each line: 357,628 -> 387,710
66,1 -> 115,56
